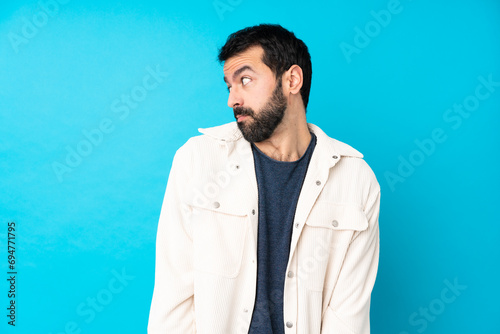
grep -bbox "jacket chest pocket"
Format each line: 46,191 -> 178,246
191,203 -> 248,278
298,201 -> 368,292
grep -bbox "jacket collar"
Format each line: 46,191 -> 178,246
198,121 -> 363,159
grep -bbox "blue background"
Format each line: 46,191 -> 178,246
1,0 -> 499,333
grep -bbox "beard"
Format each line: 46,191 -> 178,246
233,76 -> 287,143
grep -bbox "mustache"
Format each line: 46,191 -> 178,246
234,107 -> 254,118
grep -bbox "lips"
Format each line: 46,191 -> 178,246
234,107 -> 253,122
236,115 -> 249,122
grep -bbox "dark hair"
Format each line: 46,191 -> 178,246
217,24 -> 312,110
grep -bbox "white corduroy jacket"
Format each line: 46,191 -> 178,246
148,121 -> 381,334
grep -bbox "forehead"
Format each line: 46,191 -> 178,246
223,45 -> 267,80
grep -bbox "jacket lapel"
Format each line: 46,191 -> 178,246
198,122 -> 364,262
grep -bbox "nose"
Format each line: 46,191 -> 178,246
227,86 -> 243,109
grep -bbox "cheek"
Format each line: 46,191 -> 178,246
252,85 -> 274,108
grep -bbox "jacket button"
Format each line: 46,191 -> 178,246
295,223 -> 299,228
331,220 -> 338,227
287,271 -> 294,278
316,180 -> 321,186
286,321 -> 293,328
252,209 -> 256,215
332,155 -> 338,159
213,202 -> 220,209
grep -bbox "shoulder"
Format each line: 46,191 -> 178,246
171,122 -> 240,173
176,121 -> 241,153
310,123 -> 380,195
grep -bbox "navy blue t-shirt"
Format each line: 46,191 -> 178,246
248,132 -> 317,333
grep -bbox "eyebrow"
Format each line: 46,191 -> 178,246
223,65 -> 256,84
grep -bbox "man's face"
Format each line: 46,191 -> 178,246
223,45 -> 287,143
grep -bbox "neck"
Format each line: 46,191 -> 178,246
253,106 -> 311,162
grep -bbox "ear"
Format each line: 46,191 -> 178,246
284,64 -> 303,96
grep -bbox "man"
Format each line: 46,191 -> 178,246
148,24 -> 380,334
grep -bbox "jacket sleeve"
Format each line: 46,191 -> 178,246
148,143 -> 196,334
321,171 -> 381,334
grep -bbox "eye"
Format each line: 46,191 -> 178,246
241,77 -> 251,85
